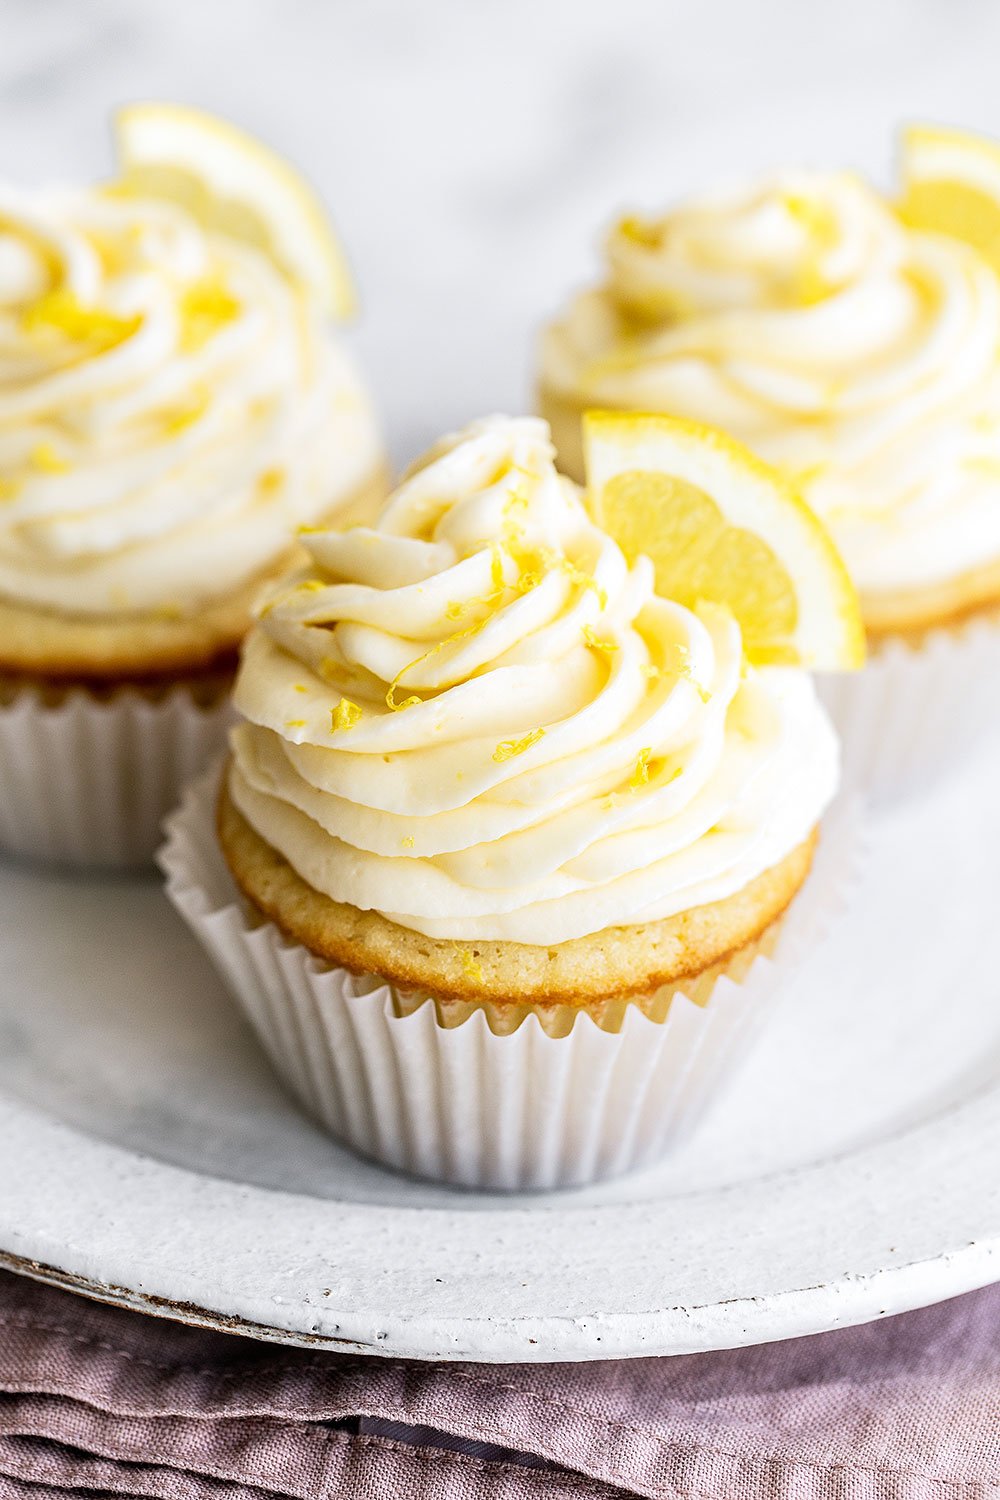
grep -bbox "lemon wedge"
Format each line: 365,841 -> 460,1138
583,411 -> 864,669
114,102 -> 356,318
898,123 -> 1000,276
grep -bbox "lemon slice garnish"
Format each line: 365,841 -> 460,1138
898,123 -> 1000,276
114,102 -> 356,318
584,411 -> 864,670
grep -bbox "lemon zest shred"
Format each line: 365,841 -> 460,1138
644,647 -> 710,703
490,541 -> 505,594
285,719 -> 306,729
500,516 -> 605,605
259,466 -> 284,495
178,274 -> 241,353
292,683 -> 308,693
782,191 -> 837,304
583,623 -> 617,653
493,727 -> 545,763
401,835 -> 415,850
783,191 -> 836,242
159,385 -> 210,438
444,540 -> 513,625
386,604 -> 501,712
504,529 -> 544,583
499,519 -> 543,580
386,681 -> 423,712
561,555 -> 608,609
22,289 -> 140,349
629,747 -> 653,790
673,644 -> 712,704
331,697 -> 362,732
459,947 -> 484,983
526,536 -> 606,606
30,442 -> 69,474
504,484 -> 531,517
259,576 -> 326,618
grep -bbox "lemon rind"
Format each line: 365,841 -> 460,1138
582,409 -> 865,671
114,101 -> 357,319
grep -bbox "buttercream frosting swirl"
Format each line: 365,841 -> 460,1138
228,416 -> 837,945
541,169 -> 1000,599
0,184 -> 382,618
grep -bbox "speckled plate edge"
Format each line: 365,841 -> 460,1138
1,1082 -> 997,1362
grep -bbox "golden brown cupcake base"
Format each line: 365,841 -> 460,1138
0,465 -> 390,681
864,562 -> 1000,641
0,584 -> 261,680
217,768 -> 818,1013
0,659 -> 236,710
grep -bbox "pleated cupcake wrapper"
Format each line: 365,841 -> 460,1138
389,928 -> 775,1038
159,764 -> 861,1191
819,612 -> 1000,805
0,684 -> 233,870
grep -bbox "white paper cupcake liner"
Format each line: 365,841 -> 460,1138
818,613 -> 1000,805
0,684 -> 233,870
159,765 -> 861,1191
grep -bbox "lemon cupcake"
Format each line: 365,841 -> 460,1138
539,126 -> 1000,797
163,414 -> 859,1189
0,105 -> 386,867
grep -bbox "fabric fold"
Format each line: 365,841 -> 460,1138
0,1270 -> 996,1500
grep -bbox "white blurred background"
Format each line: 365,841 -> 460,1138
3,0 -> 999,467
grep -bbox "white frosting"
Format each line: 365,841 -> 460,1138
0,185 -> 383,618
229,416 -> 838,945
541,170 -> 1000,599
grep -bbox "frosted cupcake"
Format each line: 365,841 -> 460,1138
0,105 -> 386,867
539,126 -> 1000,796
162,413 -> 860,1189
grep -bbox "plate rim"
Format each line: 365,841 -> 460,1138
2,1080 -> 997,1362
2,1239 -> 997,1360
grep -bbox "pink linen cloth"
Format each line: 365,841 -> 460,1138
0,1268 -> 996,1499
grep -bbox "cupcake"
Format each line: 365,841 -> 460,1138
0,104 -> 386,867
162,413 -> 860,1189
539,126 -> 1000,797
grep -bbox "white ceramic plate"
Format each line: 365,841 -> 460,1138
1,741 -> 998,1362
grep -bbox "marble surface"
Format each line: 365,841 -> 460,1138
3,0 -> 1000,468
